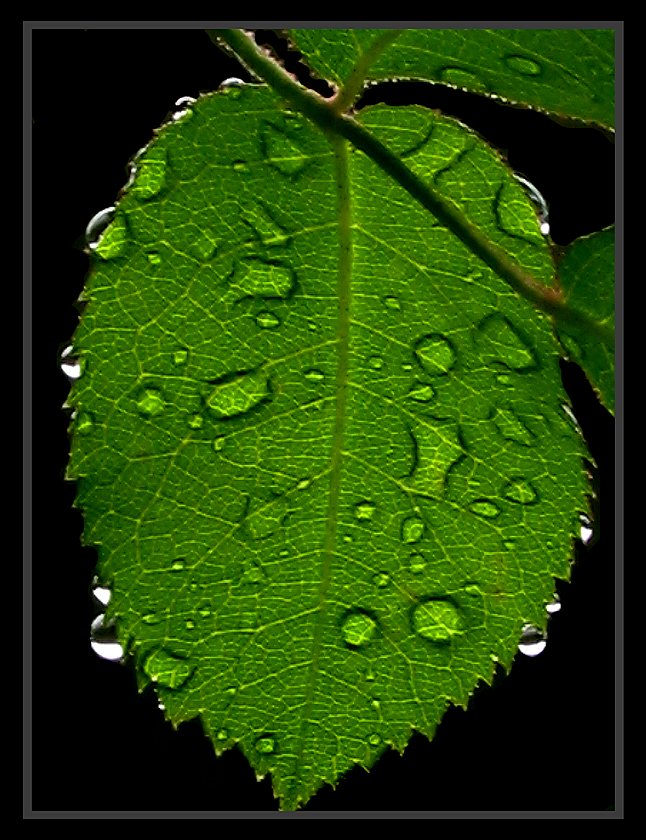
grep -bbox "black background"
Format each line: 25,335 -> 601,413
30,27 -> 617,814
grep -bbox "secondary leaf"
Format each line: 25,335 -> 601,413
66,29 -> 611,811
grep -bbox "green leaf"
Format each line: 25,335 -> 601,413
555,226 -> 615,414
292,28 -> 615,129
66,28 -> 613,811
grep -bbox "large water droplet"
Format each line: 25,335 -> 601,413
414,334 -> 457,376
136,387 -> 165,418
261,121 -> 307,176
60,346 -> 82,380
341,610 -> 377,649
90,578 -> 111,608
407,382 -> 435,403
412,599 -> 466,642
504,55 -> 542,77
172,95 -> 196,121
402,515 -> 425,544
227,258 -> 295,302
143,648 -> 196,689
503,477 -> 538,505
518,624 -> 546,657
207,370 -> 271,419
476,314 -> 537,371
90,614 -> 123,662
514,175 -> 550,236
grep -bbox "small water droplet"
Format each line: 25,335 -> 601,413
296,478 -> 311,491
170,558 -> 186,572
414,334 -> 457,376
402,515 -> 425,544
143,648 -> 195,689
407,382 -> 435,403
384,295 -> 401,311
518,623 -> 546,656
142,612 -> 160,625
368,355 -> 384,370
305,368 -> 325,384
580,513 -> 593,545
246,497 -> 288,541
188,413 -> 203,429
241,201 -> 289,247
146,249 -> 163,265
355,501 -> 376,522
75,411 -> 94,435
505,55 -> 542,77
255,735 -> 275,754
185,619 -> 195,630
439,66 -> 488,92
85,206 -> 127,259
90,578 -> 110,607
213,435 -> 226,452
173,348 -> 188,366
137,387 -> 165,418
207,370 -> 271,419
132,148 -> 167,200
468,499 -> 501,519
341,610 -> 377,649
493,408 -> 534,446
219,77 -> 246,97
172,95 -> 196,120
412,599 -> 466,642
546,593 -> 561,614
216,728 -> 229,741
90,614 -> 123,662
372,572 -> 390,588
503,478 -> 538,505
255,310 -> 281,330
232,159 -> 248,172
368,733 -> 382,747
514,175 -> 550,236
409,552 -> 426,574
476,314 -> 537,371
60,346 -> 82,380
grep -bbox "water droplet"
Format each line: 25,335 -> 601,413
136,387 -> 165,418
468,499 -> 501,519
580,513 -> 593,545
240,557 -> 266,584
409,552 -> 426,574
90,614 -> 123,662
372,572 -> 390,588
495,373 -> 514,387
414,334 -> 457,376
60,346 -> 82,380
296,478 -> 311,491
402,516 -> 425,544
188,229 -> 217,261
143,648 -> 195,689
173,348 -> 188,366
384,295 -> 401,311
503,478 -> 538,505
216,728 -> 229,741
75,411 -> 94,435
341,610 -> 377,649
546,593 -> 561,614
255,310 -> 281,330
367,355 -> 384,370
476,314 -> 537,371
412,599 -> 466,642
207,370 -> 271,419
172,95 -> 196,121
493,408 -> 534,446
185,619 -> 195,630
132,148 -> 167,200
368,733 -> 382,747
355,501 -> 376,522
85,207 -> 127,259
502,539 -> 515,550
227,258 -> 295,302
261,121 -> 307,176
142,612 -> 160,625
246,497 -> 288,541
90,578 -> 110,607
504,55 -> 542,77
219,77 -> 246,97
146,249 -> 163,265
255,735 -> 275,754
213,435 -> 226,452
439,66 -> 488,92
170,558 -> 186,572
241,201 -> 290,247
514,175 -> 550,236
187,413 -> 202,430
305,368 -> 325,384
407,382 -> 435,403
518,624 -> 546,657
232,159 -> 248,173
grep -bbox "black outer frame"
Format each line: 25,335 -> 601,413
30,26 -> 617,814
